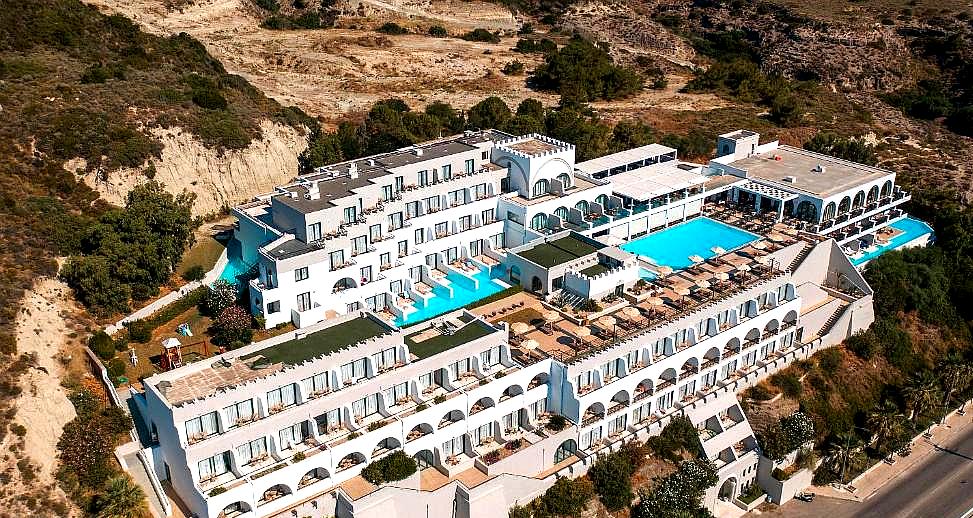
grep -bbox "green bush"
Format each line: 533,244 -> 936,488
514,38 -> 556,54
587,449 -> 636,511
530,36 -> 643,103
770,372 -> 803,398
89,331 -> 116,360
195,110 -> 253,150
360,450 -> 417,484
126,320 -> 152,343
746,384 -> 774,401
107,358 -> 126,380
462,28 -> 500,43
428,25 -> 447,37
208,486 -> 227,496
502,61 -> 525,76
182,264 -> 207,282
191,87 -> 228,110
377,22 -> 408,35
646,415 -> 702,462
254,0 -> 279,10
547,414 -> 567,431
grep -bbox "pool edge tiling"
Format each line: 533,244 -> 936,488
620,217 -> 760,270
851,217 -> 934,266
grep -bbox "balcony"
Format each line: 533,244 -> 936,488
581,412 -> 604,427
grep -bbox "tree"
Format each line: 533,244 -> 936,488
647,415 -> 702,462
938,352 -> 973,413
609,121 -> 656,153
804,132 -> 878,165
516,98 -> 545,120
534,476 -> 594,517
95,475 -> 150,518
632,459 -> 717,518
425,101 -> 465,133
543,105 -> 611,161
866,401 -> 905,455
587,449 -> 635,511
530,36 -> 643,103
361,451 -> 417,484
467,96 -> 512,130
902,370 -> 941,421
210,305 -> 254,348
826,432 -> 864,484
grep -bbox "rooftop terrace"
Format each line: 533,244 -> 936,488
728,145 -> 893,198
515,233 -> 604,268
405,319 -> 499,359
242,316 -> 390,367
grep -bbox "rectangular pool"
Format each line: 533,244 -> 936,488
395,267 -> 506,327
851,217 -> 934,266
621,217 -> 760,270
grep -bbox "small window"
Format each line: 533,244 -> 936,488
268,301 -> 280,314
295,267 -> 309,282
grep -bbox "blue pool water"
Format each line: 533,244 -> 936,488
395,267 -> 505,327
621,218 -> 760,270
851,217 -> 934,266
218,239 -> 251,287
638,268 -> 658,280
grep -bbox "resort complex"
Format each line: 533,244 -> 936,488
130,130 -> 932,518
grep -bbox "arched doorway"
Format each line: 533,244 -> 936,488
795,201 -> 817,222
718,477 -> 737,501
554,439 -> 578,463
414,449 -> 434,469
530,276 -> 543,292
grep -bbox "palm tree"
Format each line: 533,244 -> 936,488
902,371 -> 940,422
866,401 -> 904,454
96,475 -> 149,518
938,353 -> 973,412
828,432 -> 863,484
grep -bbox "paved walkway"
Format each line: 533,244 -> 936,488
812,401 -> 973,503
123,451 -> 168,518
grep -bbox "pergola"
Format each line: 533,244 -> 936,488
735,181 -> 798,221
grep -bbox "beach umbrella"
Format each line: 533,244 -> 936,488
710,246 -> 726,255
543,310 -> 560,322
621,306 -> 641,320
598,316 -> 617,329
695,280 -> 711,290
688,254 -> 705,264
755,255 -> 772,265
714,272 -> 730,281
575,327 -> 591,345
752,241 -> 767,250
737,264 -> 752,272
675,287 -> 691,297
646,297 -> 664,306
510,322 -> 530,335
657,266 -> 673,276
522,339 -> 539,351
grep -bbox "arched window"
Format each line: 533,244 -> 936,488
531,213 -> 548,230
795,200 -> 817,222
554,206 -> 569,221
532,179 -> 549,197
554,439 -> 578,463
510,265 -> 521,283
852,191 -> 865,209
881,180 -> 893,198
822,202 -> 836,221
838,196 -> 851,215
867,185 -> 879,203
595,194 -> 609,208
575,200 -> 589,215
556,173 -> 572,189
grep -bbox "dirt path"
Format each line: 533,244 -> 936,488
1,278 -> 82,516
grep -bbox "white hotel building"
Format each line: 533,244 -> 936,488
131,130 -> 914,518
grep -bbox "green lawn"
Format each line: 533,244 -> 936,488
581,263 -> 609,276
243,317 -> 389,366
405,321 -> 497,359
176,235 -> 226,276
517,234 -> 603,268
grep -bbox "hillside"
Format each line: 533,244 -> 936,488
0,0 -> 311,513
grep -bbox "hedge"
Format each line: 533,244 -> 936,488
124,286 -> 208,342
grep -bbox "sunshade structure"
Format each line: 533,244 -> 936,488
510,322 -> 530,335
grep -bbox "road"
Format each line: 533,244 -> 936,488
757,425 -> 973,518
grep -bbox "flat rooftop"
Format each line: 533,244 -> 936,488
515,233 -> 604,268
575,143 -> 677,176
506,138 -> 560,155
609,162 -> 708,201
405,319 -> 499,359
242,316 -> 390,367
729,145 -> 893,198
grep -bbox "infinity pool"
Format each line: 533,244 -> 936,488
851,217 -> 934,266
395,267 -> 506,327
621,217 -> 760,270
218,239 -> 251,287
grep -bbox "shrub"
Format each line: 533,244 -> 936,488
107,358 -> 126,381
519,23 -> 533,34
182,264 -> 207,282
206,279 -> 238,316
483,450 -> 501,464
89,331 -> 116,360
360,451 -> 417,484
210,306 -> 254,347
647,415 -> 702,461
514,38 -> 556,54
817,347 -> 842,375
502,61 -> 525,75
633,459 -> 717,518
530,36 -> 643,103
367,420 -> 385,431
416,403 -> 428,411
547,414 -> 567,431
433,395 -> 446,404
745,384 -> 774,401
126,320 -> 152,344
377,22 -> 408,35
292,451 -> 306,462
533,477 -> 594,518
428,25 -> 447,37
462,28 -> 501,43
770,372 -> 803,398
254,0 -> 279,10
208,486 -> 227,496
757,411 -> 815,461
191,87 -> 228,110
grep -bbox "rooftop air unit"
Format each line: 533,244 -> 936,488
782,176 -> 796,183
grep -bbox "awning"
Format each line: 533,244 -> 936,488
736,181 -> 798,202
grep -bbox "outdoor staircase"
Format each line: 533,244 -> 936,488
787,242 -> 813,271
817,304 -> 848,338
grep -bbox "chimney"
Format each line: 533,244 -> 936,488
349,162 -> 359,179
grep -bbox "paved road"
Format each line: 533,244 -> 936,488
759,425 -> 973,518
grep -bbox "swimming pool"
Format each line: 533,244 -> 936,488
621,217 -> 760,270
395,267 -> 506,327
851,217 -> 934,266
218,239 -> 252,287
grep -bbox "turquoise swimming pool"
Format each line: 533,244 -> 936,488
395,267 -> 506,327
621,217 -> 760,270
218,239 -> 252,287
851,217 -> 934,266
